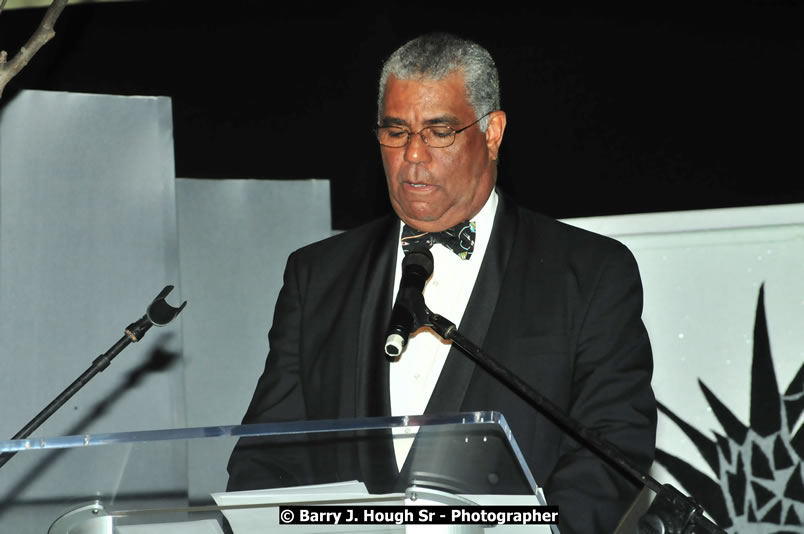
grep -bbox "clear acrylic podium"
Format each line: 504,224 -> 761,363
0,411 -> 550,533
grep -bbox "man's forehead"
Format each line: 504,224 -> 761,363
380,71 -> 471,124
382,71 -> 466,97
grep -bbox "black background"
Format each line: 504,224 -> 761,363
2,2 -> 802,229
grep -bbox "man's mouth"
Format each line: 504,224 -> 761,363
402,180 -> 436,191
403,182 -> 437,193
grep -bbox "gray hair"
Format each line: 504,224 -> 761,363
378,33 -> 500,131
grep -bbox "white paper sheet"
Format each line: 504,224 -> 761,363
117,519 -> 225,534
212,481 -> 555,534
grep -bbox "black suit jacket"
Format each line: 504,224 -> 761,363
228,193 -> 656,533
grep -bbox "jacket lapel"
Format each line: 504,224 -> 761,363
424,192 -> 518,414
355,215 -> 399,417
353,215 -> 400,492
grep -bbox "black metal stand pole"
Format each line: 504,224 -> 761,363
0,286 -> 186,470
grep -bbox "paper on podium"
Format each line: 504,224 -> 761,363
213,481 -> 554,534
117,519 -> 226,534
212,481 -> 406,533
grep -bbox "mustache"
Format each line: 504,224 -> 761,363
398,165 -> 435,184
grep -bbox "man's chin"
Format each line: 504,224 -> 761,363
393,202 -> 436,225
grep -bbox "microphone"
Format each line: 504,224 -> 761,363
385,248 -> 434,356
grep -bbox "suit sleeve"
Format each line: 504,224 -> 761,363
226,251 -> 312,490
543,242 -> 657,534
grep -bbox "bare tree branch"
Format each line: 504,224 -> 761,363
0,0 -> 70,99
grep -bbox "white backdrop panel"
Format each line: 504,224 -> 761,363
0,90 -> 185,530
175,177 -> 334,500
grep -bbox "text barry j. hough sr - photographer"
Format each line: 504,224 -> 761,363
279,505 -> 560,525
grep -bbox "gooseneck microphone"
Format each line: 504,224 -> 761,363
385,248 -> 434,356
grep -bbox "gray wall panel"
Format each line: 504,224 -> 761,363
175,177 -> 334,499
0,90 -> 185,531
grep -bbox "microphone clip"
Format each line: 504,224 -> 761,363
126,285 -> 187,342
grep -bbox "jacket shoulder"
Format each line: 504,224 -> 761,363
510,202 -> 635,263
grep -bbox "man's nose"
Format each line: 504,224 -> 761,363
403,132 -> 431,163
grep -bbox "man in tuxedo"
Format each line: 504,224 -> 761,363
228,33 -> 656,533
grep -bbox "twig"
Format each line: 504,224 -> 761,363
0,0 -> 70,99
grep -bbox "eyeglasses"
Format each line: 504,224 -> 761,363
374,111 -> 493,148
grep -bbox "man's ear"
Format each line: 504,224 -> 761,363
485,110 -> 507,161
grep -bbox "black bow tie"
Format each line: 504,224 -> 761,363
401,221 -> 476,260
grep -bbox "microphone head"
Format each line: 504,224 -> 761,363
402,247 -> 434,277
385,333 -> 405,356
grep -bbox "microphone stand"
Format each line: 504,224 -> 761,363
400,287 -> 725,533
0,286 -> 186,471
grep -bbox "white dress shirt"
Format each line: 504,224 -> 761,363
389,190 -> 498,469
